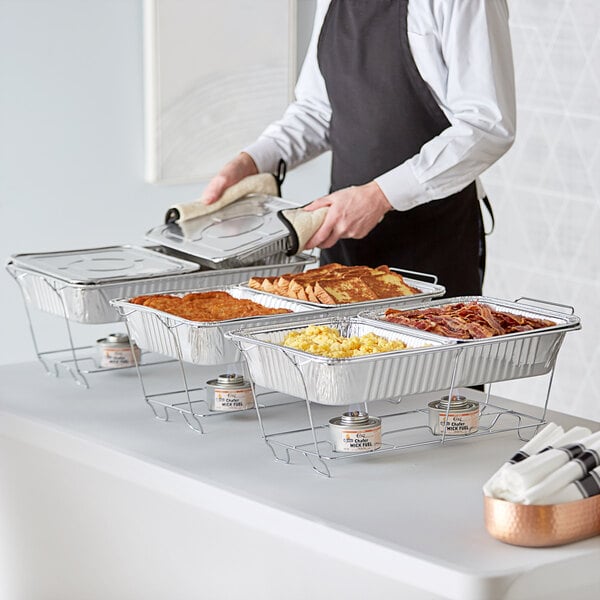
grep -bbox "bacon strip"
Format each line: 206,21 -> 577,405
384,302 -> 555,339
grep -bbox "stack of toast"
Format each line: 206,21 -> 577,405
248,263 -> 420,304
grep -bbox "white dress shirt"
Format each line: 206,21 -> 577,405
244,0 -> 516,211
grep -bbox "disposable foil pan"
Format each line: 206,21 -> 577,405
358,296 -> 582,386
484,495 -> 600,547
239,269 -> 446,314
145,194 -> 302,269
111,285 -> 322,366
226,316 -> 457,405
6,247 -> 315,324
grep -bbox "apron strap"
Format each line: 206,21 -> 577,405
481,195 -> 495,236
273,159 -> 287,196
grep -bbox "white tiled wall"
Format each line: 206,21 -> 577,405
481,0 -> 600,421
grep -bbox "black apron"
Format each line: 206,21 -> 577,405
317,0 -> 485,297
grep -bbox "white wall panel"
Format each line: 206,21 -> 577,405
144,0 -> 296,183
481,0 -> 600,420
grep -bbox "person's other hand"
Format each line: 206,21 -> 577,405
200,152 -> 258,205
303,181 -> 393,249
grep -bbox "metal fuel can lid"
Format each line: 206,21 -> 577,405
217,373 -> 245,386
340,411 -> 371,426
97,332 -> 131,346
206,373 -> 247,387
329,411 -> 381,429
439,394 -> 470,410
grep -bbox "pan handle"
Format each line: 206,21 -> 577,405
514,297 -> 575,315
390,267 -> 438,285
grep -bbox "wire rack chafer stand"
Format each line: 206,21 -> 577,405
111,272 -> 445,434
111,284 -> 317,433
227,297 -> 581,476
6,194 -> 321,388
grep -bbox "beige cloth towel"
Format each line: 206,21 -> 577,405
165,173 -> 279,224
277,206 -> 328,255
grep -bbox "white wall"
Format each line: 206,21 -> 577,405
1,0 -> 597,421
480,0 -> 600,421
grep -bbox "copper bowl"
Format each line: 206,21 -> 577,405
484,494 -> 600,547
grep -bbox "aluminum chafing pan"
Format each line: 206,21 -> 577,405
111,285 -> 322,366
358,296 -> 582,386
145,194 -> 301,269
226,316 -> 457,406
6,246 -> 316,324
239,268 -> 446,315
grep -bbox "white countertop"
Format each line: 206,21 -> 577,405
1,360 -> 599,600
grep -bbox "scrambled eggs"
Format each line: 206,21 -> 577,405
282,325 -> 407,358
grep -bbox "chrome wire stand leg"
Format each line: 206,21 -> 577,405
123,315 -> 206,434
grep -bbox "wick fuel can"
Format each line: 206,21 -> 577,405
206,374 -> 254,412
96,333 -> 141,368
329,411 -> 382,453
428,394 -> 479,436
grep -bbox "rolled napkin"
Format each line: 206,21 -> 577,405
536,465 -> 600,505
507,422 -> 565,463
517,437 -> 600,504
482,422 -> 564,497
490,427 -> 597,502
165,172 -> 280,224
277,206 -> 329,255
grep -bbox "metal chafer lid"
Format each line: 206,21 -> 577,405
144,194 -> 301,266
9,245 -> 201,285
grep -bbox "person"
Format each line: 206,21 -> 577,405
201,0 -> 516,298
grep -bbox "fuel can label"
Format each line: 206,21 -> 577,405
213,388 -> 254,411
337,427 -> 382,452
100,347 -> 137,368
435,411 -> 479,435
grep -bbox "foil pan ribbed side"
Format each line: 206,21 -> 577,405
112,285 -> 321,366
7,252 -> 315,324
123,309 -> 239,365
228,318 -> 456,405
450,331 -> 567,386
357,296 -> 580,386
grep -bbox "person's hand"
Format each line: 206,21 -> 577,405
303,181 -> 393,249
200,152 -> 258,205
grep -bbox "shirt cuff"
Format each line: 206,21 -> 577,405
375,162 -> 432,212
242,139 -> 283,175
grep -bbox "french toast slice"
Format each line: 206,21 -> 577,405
257,278 -> 276,294
304,282 -> 320,303
314,277 -> 379,304
281,267 -> 341,297
332,266 -> 376,278
248,277 -> 267,290
273,274 -> 294,295
270,263 -> 344,297
361,273 -> 420,298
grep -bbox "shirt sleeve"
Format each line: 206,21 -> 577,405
376,0 -> 516,211
243,0 -> 332,174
